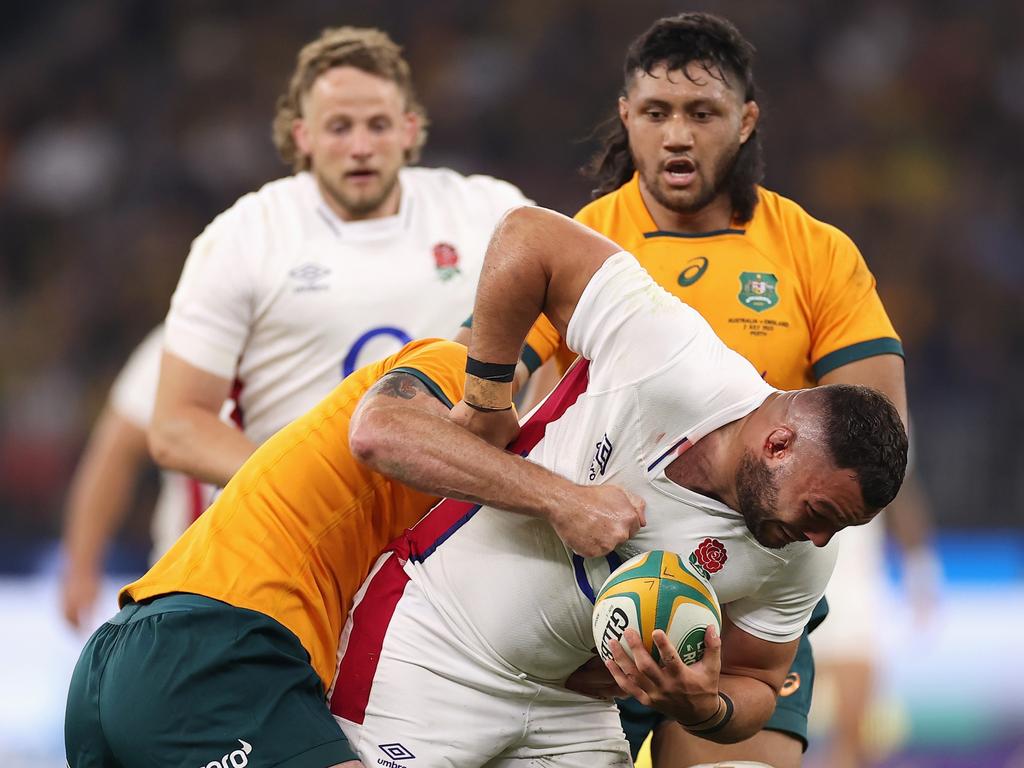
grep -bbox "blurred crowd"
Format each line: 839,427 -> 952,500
2,0 -> 1022,551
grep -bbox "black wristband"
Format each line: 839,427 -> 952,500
464,400 -> 514,413
466,356 -> 516,383
699,692 -> 735,736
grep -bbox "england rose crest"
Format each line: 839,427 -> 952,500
432,242 -> 461,281
689,537 -> 727,579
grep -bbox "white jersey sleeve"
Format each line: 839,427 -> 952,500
109,325 -> 165,429
725,537 -> 838,642
164,200 -> 259,380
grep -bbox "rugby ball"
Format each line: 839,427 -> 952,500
593,550 -> 721,665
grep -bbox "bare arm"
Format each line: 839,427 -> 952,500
712,617 -> 798,742
608,616 -> 796,744
466,206 -> 621,368
60,407 -> 149,628
349,372 -> 646,558
149,351 -> 257,486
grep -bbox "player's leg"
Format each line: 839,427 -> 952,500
651,724 -> 799,768
333,557 -> 527,766
816,658 -> 874,768
487,686 -> 633,768
92,595 -> 354,768
617,696 -> 668,762
650,624 -> 815,768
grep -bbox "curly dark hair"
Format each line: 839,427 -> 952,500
584,12 -> 764,222
819,384 -> 909,510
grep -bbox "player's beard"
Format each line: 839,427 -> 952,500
735,450 -> 785,549
641,140 -> 740,216
319,166 -> 401,220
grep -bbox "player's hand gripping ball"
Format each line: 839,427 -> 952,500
592,550 -> 721,665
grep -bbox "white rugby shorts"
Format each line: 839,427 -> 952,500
331,549 -> 632,768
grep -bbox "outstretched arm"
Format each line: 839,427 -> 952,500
348,371 -> 646,558
60,407 -> 149,629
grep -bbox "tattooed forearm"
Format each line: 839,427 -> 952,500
369,372 -> 431,401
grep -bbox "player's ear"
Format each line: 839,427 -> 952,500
618,96 -> 630,127
739,100 -> 759,145
292,117 -> 312,157
763,426 -> 794,460
401,111 -> 421,152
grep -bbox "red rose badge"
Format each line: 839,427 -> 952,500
432,242 -> 461,280
689,537 -> 728,578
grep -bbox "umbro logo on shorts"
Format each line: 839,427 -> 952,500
377,742 -> 415,768
200,738 -> 252,768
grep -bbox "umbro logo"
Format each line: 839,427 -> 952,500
588,433 -> 614,481
200,738 -> 252,768
289,262 -> 331,292
377,742 -> 415,768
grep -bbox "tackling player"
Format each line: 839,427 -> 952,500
333,206 -> 908,766
150,26 -> 534,487
64,337 -> 645,768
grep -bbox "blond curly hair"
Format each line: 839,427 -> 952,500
272,27 -> 429,171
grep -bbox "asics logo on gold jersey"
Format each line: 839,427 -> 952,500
201,739 -> 252,768
677,256 -> 709,287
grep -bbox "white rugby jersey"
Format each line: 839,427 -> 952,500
401,252 -> 838,683
164,167 -> 530,444
110,326 -> 215,562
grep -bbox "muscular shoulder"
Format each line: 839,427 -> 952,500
752,187 -> 859,261
400,166 -> 531,211
202,173 -> 313,244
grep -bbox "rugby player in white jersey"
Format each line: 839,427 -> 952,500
60,326 -> 215,629
150,27 -> 531,485
333,206 -> 908,767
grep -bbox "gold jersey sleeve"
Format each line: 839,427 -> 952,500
120,338 -> 466,690
573,175 -> 902,390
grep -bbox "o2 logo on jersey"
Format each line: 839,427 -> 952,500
677,256 -> 709,287
342,326 -> 412,377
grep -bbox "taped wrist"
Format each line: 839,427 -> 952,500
681,692 -> 734,735
465,357 -> 515,411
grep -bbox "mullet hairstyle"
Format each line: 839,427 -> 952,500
819,384 -> 909,511
584,12 -> 764,222
272,26 -> 429,171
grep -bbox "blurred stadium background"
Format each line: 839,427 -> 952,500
1,1 -> 1022,766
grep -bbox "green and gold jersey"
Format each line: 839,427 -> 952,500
540,173 -> 902,388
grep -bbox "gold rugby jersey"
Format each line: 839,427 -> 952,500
121,339 -> 467,690
534,173 -> 901,386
